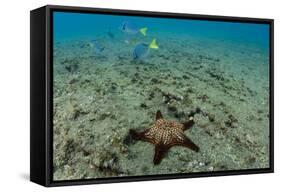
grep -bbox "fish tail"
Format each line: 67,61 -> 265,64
149,38 -> 159,49
139,27 -> 148,36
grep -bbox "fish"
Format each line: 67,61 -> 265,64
120,21 -> 148,36
124,37 -> 138,45
89,40 -> 105,54
132,38 -> 159,60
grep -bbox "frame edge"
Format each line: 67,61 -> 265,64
38,4 -> 274,187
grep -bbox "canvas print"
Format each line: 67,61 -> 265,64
52,11 -> 270,181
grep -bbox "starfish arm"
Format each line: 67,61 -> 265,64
177,135 -> 199,152
182,117 -> 195,131
153,144 -> 169,165
156,110 -> 163,120
129,129 -> 156,144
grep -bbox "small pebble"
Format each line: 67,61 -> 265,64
140,103 -> 148,108
208,113 -> 215,122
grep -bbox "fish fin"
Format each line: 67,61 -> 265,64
139,27 -> 148,36
149,38 -> 159,49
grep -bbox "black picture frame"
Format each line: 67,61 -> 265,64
30,5 -> 274,187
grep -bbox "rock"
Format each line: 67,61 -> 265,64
195,107 -> 201,113
167,104 -> 177,112
208,166 -> 214,171
246,156 -> 256,164
131,78 -> 137,83
110,136 -> 122,148
225,114 -> 238,128
62,58 -> 79,73
224,119 -> 232,127
228,114 -> 238,123
66,99 -> 86,120
199,162 -> 205,166
72,108 -> 80,119
92,148 -> 118,171
134,72 -> 140,78
197,94 -> 209,102
140,103 -> 148,109
246,114 -> 255,121
174,111 -> 185,119
187,109 -> 196,117
182,75 -> 189,80
63,138 -> 76,162
103,158 -> 115,169
151,78 -> 161,84
161,91 -> 183,104
110,83 -> 118,91
163,96 -> 170,104
188,107 -> 202,117
208,113 -> 215,122
148,91 -> 155,100
99,112 -> 112,120
141,166 -> 148,172
186,87 -> 194,93
69,78 -> 79,84
206,68 -> 225,81
65,64 -> 78,73
120,145 -> 128,154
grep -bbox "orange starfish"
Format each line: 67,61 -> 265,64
130,110 -> 199,165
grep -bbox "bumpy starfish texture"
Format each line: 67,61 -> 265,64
130,110 -> 199,165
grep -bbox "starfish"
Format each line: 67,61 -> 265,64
130,110 -> 199,165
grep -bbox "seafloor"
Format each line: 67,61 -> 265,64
53,34 -> 270,181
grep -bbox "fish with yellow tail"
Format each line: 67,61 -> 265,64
132,38 -> 159,60
120,21 -> 148,36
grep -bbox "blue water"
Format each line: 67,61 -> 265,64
53,11 -> 270,49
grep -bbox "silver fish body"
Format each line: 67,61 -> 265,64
90,40 -> 104,54
120,21 -> 139,35
132,43 -> 150,60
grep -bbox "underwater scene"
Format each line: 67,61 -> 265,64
52,11 -> 270,181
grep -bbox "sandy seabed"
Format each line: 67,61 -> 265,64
52,34 -> 270,181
